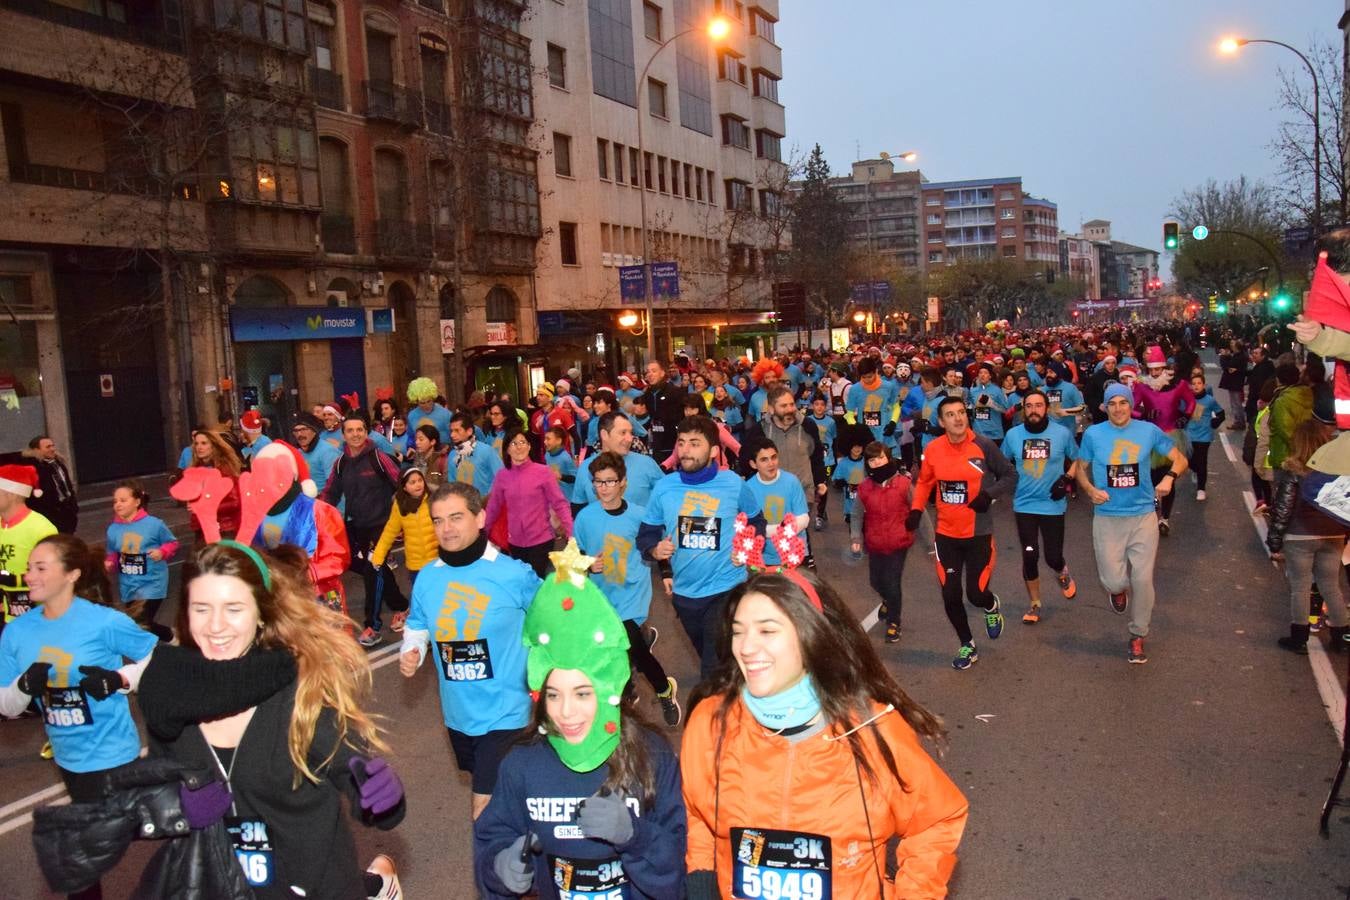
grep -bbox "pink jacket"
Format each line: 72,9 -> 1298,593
1134,381 -> 1195,431
484,460 -> 573,548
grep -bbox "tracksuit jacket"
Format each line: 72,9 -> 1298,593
911,431 -> 1017,538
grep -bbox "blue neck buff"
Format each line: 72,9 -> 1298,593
742,675 -> 821,731
679,460 -> 719,485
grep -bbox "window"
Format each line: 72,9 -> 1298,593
588,0 -> 637,106
657,156 -> 667,193
312,21 -> 334,70
629,147 -> 640,186
707,170 -> 716,204
559,221 -> 579,265
926,214 -> 942,225
721,115 -> 749,150
755,129 -> 781,161
760,189 -> 782,217
717,49 -> 747,84
1003,245 -> 1016,257
648,78 -> 668,118
683,163 -> 693,199
553,132 -> 572,177
319,138 -> 350,215
714,0 -> 744,20
673,0 -> 713,135
694,166 -> 704,201
1000,208 -> 1014,219
749,7 -> 775,42
643,152 -> 654,189
422,40 -> 450,132
643,1 -> 661,40
927,231 -> 942,244
374,148 -> 408,219
928,251 -> 942,263
925,197 -> 939,206
752,70 -> 779,102
216,0 -> 307,51
1002,227 -> 1016,238
223,96 -> 321,206
547,43 -> 567,88
724,178 -> 750,211
486,285 -> 517,322
613,142 -> 625,183
597,139 -> 609,179
1000,190 -> 1013,200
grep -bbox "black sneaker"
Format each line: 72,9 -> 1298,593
1109,590 -> 1128,615
878,601 -> 889,621
814,515 -> 825,532
657,677 -> 681,727
1127,637 -> 1147,664
1158,519 -> 1170,537
885,622 -> 900,643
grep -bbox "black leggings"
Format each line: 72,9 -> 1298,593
1151,466 -> 1176,519
1013,512 -> 1066,581
933,534 -> 997,644
1189,441 -> 1211,490
348,526 -> 407,628
510,540 -> 554,579
868,546 -> 909,627
623,620 -> 670,694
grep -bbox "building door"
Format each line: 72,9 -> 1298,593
330,337 -> 367,410
234,341 -> 297,438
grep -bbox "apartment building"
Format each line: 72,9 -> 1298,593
1058,231 -> 1100,299
826,157 -> 923,273
529,0 -> 786,371
920,177 -> 1058,274
0,0 -> 544,480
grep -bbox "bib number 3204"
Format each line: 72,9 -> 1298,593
731,828 -> 831,900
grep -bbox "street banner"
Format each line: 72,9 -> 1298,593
619,265 -> 646,300
652,262 -> 680,299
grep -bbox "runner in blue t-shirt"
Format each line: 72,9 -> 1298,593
1077,383 -> 1188,665
637,417 -> 762,679
106,481 -> 178,640
1041,370 -> 1085,437
1184,373 -> 1224,501
742,437 -> 812,568
968,365 -> 1009,443
399,482 -> 541,818
571,412 -> 665,507
807,393 -> 838,531
1001,390 -> 1079,624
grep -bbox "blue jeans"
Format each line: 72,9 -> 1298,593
672,589 -> 732,681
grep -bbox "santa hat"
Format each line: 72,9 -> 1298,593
0,465 -> 41,498
240,410 -> 264,436
1144,345 -> 1166,367
253,441 -> 317,498
1305,254 -> 1350,430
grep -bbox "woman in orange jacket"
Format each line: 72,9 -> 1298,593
681,570 -> 968,899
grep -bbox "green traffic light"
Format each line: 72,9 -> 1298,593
1273,294 -> 1290,310
1216,303 -> 1228,314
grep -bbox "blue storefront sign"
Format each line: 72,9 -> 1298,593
850,281 -> 892,303
619,265 -> 647,301
230,307 -> 374,342
652,262 -> 680,299
368,308 -> 396,334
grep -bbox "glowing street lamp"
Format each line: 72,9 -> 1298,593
618,310 -> 640,329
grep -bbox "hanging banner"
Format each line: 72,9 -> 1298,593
619,265 -> 647,301
440,319 -> 455,354
652,262 -> 680,299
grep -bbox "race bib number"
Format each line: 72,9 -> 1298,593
549,854 -> 630,899
1046,390 -> 1063,405
678,515 -> 721,551
939,480 -> 968,505
1021,439 -> 1051,462
437,639 -> 493,681
844,485 -> 858,500
1107,464 -> 1139,489
649,422 -> 665,435
731,828 -> 831,900
5,591 -> 32,619
862,411 -> 881,428
43,687 -> 92,728
119,553 -> 147,577
227,817 -> 274,887
974,408 -> 992,421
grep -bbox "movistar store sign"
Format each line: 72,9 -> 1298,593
231,307 -> 379,341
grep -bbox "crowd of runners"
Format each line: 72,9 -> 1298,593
1,303 -> 1346,898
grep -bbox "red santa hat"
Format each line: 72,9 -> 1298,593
1306,253 -> 1350,429
240,410 -> 264,436
0,465 -> 41,498
252,441 -> 318,498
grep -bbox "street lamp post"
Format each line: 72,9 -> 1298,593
636,17 -> 731,363
1220,36 -> 1321,236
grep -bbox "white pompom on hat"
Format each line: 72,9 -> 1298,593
0,464 -> 41,498
252,441 -> 317,498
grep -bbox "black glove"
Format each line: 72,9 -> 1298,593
882,421 -> 897,437
1049,476 -> 1070,501
78,665 -> 125,701
1212,409 -> 1226,428
967,491 -> 992,513
909,418 -> 928,436
904,509 -> 923,531
16,662 -> 51,696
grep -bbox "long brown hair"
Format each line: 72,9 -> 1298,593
690,571 -> 945,790
1283,417 -> 1337,476
524,683 -> 665,807
190,429 -> 243,478
180,543 -> 386,785
34,534 -> 113,606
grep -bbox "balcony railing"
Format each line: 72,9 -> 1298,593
424,99 -> 451,135
364,80 -> 423,129
375,219 -> 431,259
320,215 -> 356,254
9,161 -> 200,199
309,67 -> 344,111
0,0 -> 183,51
416,0 -> 445,10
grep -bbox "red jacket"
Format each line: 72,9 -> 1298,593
857,473 -> 917,554
309,498 -> 351,607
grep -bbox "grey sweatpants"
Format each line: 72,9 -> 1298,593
1282,538 -> 1350,627
1091,512 -> 1159,637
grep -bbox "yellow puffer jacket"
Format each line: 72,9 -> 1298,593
371,497 -> 438,570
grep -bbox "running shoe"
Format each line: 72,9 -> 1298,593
1127,637 -> 1148,664
885,622 -> 901,643
1022,605 -> 1041,625
952,643 -> 978,670
1109,590 -> 1128,615
40,740 -> 53,760
657,677 -> 681,727
357,627 -> 383,648
1196,490 -> 1207,501
984,596 -> 1004,640
366,854 -> 403,900
878,601 -> 889,621
390,611 -> 408,633
814,515 -> 825,532
1158,519 -> 1170,537
1057,571 -> 1076,599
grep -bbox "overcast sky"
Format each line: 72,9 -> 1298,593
777,0 -> 1337,255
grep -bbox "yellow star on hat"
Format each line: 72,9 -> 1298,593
548,538 -> 596,587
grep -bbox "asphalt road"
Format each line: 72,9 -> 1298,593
2,386 -> 1349,898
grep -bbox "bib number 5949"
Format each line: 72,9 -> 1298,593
740,868 -> 825,900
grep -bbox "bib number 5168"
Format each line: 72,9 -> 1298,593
740,868 -> 824,900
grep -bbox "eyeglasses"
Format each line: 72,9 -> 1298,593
591,478 -> 621,487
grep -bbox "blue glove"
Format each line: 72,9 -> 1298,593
350,756 -> 404,815
180,779 -> 232,829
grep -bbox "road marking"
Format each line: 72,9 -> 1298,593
0,782 -> 66,821
1218,429 -> 1239,464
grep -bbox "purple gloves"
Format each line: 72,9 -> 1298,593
180,779 -> 232,829
349,756 -> 403,815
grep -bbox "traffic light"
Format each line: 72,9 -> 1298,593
1272,292 -> 1291,312
1163,221 -> 1179,250
1216,302 -> 1228,314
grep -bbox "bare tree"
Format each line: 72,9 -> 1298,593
1169,177 -> 1290,302
1269,39 -> 1349,231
